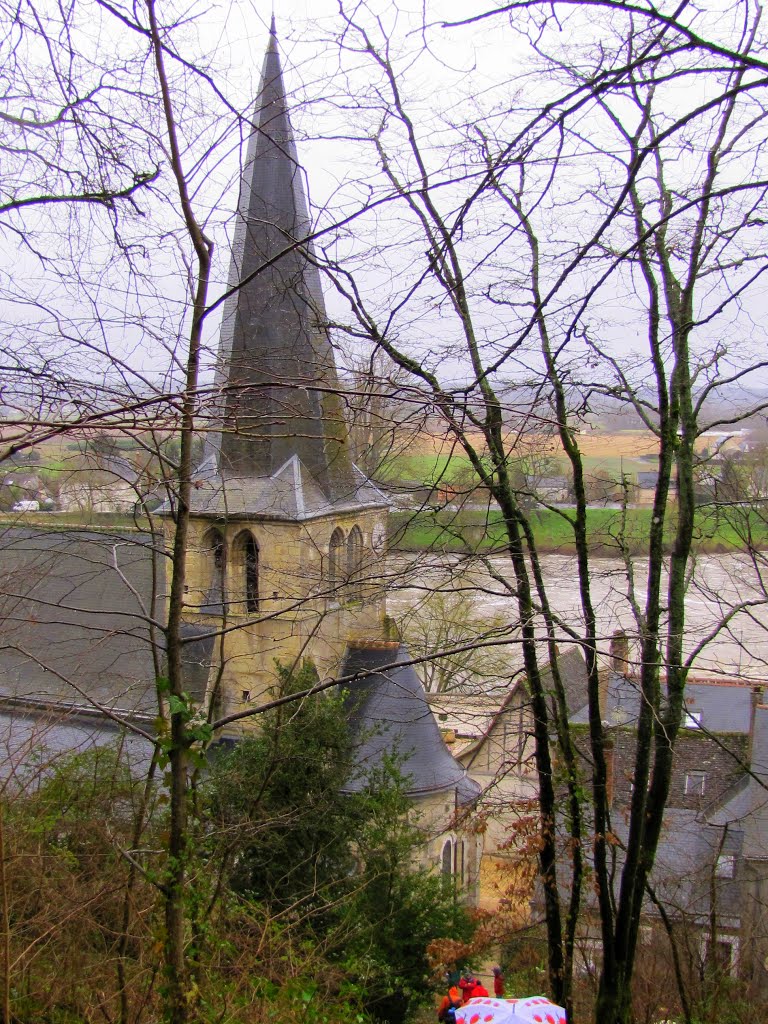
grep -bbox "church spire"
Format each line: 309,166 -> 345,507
207,20 -> 356,506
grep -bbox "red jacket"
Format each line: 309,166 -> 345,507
462,981 -> 489,1003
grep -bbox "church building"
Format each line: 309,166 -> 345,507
0,19 -> 481,893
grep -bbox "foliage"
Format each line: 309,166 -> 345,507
390,506 -> 768,555
206,661 -> 360,914
0,742 -> 161,1023
205,663 -> 475,1023
397,587 -> 514,693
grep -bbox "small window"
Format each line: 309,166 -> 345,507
685,710 -> 702,729
704,935 -> 738,974
347,525 -> 364,600
241,690 -> 251,703
328,528 -> 345,596
685,771 -> 706,796
441,839 -> 453,876
715,854 -> 736,879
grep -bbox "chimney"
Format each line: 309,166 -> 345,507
749,684 -> 764,759
610,631 -> 629,676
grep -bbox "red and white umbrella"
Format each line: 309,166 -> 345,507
456,995 -> 567,1024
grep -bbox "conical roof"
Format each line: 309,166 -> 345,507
340,642 -> 481,804
197,20 -> 382,517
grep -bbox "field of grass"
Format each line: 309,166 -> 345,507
0,511 -> 150,531
389,506 -> 768,555
380,451 -> 659,484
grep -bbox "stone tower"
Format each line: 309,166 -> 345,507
163,24 -> 480,887
171,19 -> 389,723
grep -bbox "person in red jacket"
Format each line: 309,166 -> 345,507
459,975 -> 489,1003
492,967 -> 505,998
437,985 -> 463,1022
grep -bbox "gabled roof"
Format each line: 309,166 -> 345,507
198,20 -> 377,517
458,646 -> 588,765
0,527 -> 214,715
340,641 -> 481,804
738,703 -> 768,860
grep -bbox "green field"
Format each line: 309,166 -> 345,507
4,503 -> 765,556
377,450 -> 656,487
389,506 -> 768,555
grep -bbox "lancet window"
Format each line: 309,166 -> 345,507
441,839 -> 453,877
203,528 -> 226,611
346,525 -> 363,600
234,530 -> 260,613
328,527 -> 345,597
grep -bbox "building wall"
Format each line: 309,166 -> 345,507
460,689 -> 538,914
741,860 -> 768,996
163,507 -> 388,723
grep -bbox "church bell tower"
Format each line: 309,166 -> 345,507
167,18 -> 390,724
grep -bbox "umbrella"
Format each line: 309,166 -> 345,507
456,995 -> 567,1024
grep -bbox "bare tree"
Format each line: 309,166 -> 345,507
306,3 -> 768,1020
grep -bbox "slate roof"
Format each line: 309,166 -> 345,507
570,671 -> 755,732
196,19 -> 381,518
736,703 -> 768,860
0,526 -> 214,716
340,641 -> 481,804
186,455 -> 387,521
455,646 -> 588,765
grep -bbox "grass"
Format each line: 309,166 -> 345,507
4,503 -> 766,556
377,452 -> 473,485
389,506 -> 768,555
0,511 -> 151,531
377,450 -> 659,490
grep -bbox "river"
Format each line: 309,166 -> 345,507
386,551 -> 768,679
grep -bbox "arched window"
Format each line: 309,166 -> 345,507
441,838 -> 453,877
346,525 -> 363,600
328,527 -> 345,597
203,528 -> 226,612
234,530 -> 259,613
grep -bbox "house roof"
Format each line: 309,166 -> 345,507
440,646 -> 588,765
570,671 -> 757,733
340,641 -> 481,804
0,526 -> 214,716
0,526 -> 160,715
426,692 -> 506,755
738,703 -> 768,860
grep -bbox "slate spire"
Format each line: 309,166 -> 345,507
208,20 -> 355,503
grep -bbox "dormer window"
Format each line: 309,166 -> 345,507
715,853 -> 736,879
